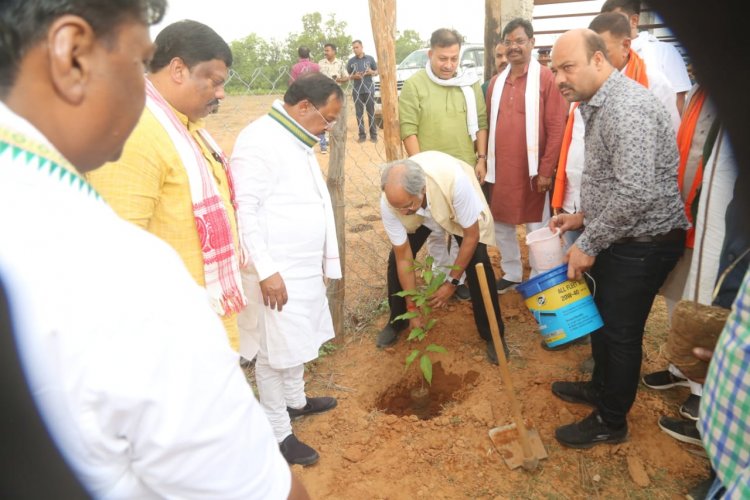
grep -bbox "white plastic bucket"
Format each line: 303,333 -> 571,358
525,227 -> 564,271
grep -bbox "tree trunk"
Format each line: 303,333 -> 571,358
368,0 -> 402,162
326,102 -> 347,340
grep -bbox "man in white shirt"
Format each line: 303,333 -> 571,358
0,1 -> 305,498
231,72 -> 344,466
378,151 -> 508,364
601,0 -> 692,113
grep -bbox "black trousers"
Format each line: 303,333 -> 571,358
353,92 -> 376,140
589,239 -> 684,427
387,225 -> 505,343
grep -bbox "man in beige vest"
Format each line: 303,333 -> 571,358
377,151 -> 507,364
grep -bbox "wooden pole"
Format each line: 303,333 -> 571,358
368,0 -> 402,162
476,262 -> 539,470
484,0 -> 502,82
326,101 -> 347,340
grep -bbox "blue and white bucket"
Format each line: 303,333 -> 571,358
516,264 -> 603,348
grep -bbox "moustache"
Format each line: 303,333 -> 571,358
208,99 -> 221,113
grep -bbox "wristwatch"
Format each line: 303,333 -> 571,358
445,277 -> 461,287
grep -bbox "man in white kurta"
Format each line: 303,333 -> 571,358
0,2 -> 298,497
231,73 -> 344,466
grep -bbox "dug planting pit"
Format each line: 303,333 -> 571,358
375,362 -> 479,420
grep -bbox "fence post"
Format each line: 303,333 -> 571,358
369,0 -> 402,162
326,101 -> 347,340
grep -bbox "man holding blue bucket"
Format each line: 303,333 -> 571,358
547,29 -> 689,449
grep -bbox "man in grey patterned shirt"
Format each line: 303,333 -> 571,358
547,29 -> 690,449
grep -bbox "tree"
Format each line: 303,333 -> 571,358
286,12 -> 352,70
226,12 -> 352,94
227,34 -> 287,94
395,29 -> 425,63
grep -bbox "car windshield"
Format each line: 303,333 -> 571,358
398,49 -> 428,69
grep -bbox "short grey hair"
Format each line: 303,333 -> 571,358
380,159 -> 426,195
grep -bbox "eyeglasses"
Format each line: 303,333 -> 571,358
503,38 -> 529,48
310,103 -> 337,130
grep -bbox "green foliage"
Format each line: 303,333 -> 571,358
318,340 -> 338,358
226,13 -> 424,95
395,30 -> 426,63
392,256 -> 456,386
227,34 -> 287,94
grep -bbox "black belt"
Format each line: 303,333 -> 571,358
614,228 -> 685,245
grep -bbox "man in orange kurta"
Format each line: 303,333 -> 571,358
485,18 -> 567,291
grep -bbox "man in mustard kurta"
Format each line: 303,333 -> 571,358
87,20 -> 245,348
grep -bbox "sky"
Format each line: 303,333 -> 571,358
152,0 -> 610,56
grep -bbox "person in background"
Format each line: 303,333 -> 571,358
600,0 -> 692,114
87,20 -> 246,349
231,72 -> 343,467
485,18 -> 567,294
347,40 -> 378,143
482,41 -> 509,99
548,28 -> 688,449
0,1 -> 306,497
318,42 -> 349,154
537,47 -> 551,67
290,46 -> 320,83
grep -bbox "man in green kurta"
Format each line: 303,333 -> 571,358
399,28 -> 488,170
395,28 -> 489,304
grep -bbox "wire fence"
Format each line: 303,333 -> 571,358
207,67 -> 403,335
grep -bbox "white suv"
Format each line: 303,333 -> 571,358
372,44 -> 485,128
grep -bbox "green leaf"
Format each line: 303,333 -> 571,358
405,349 -> 420,369
420,354 -> 433,385
394,289 -> 418,297
393,311 -> 418,322
423,306 -> 432,316
425,318 -> 437,332
423,270 -> 433,284
407,327 -> 424,341
447,264 -> 462,271
425,344 -> 447,353
425,255 -> 434,268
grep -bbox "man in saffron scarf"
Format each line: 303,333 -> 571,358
552,12 -> 680,252
87,21 -> 245,348
485,18 -> 567,294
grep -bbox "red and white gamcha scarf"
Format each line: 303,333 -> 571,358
145,79 -> 246,315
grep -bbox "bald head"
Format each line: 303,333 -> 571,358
551,29 -> 613,103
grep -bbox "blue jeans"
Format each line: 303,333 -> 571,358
588,239 -> 684,427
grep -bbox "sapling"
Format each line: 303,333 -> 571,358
392,255 -> 458,389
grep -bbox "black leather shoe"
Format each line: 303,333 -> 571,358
551,380 -> 600,407
555,410 -> 627,449
287,396 -> 337,419
376,324 -> 401,347
279,434 -> 319,466
455,283 -> 471,301
486,338 -> 509,365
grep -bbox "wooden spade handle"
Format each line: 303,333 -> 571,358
475,263 -> 535,462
